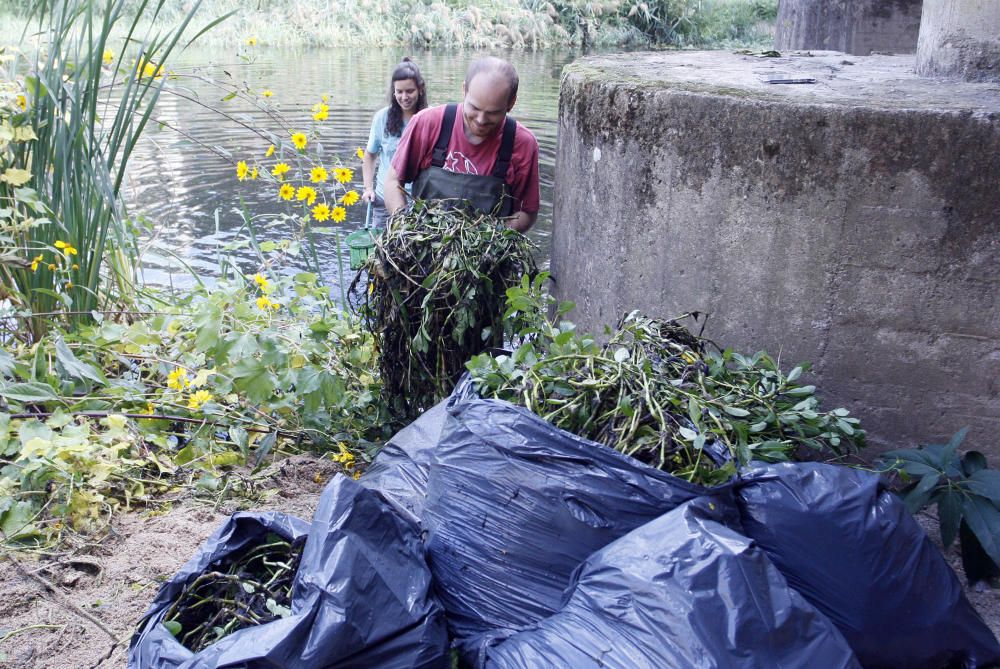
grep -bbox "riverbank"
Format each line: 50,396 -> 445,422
0,0 -> 775,49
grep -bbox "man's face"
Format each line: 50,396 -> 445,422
461,73 -> 515,142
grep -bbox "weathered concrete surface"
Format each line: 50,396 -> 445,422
775,0 -> 922,55
552,51 -> 1000,456
916,0 -> 1000,81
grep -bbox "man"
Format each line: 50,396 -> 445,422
383,57 -> 541,233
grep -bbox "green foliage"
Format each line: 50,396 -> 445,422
882,429 -> 1000,584
468,274 -> 864,485
0,276 -> 384,546
0,0 -> 226,342
1,0 -> 776,49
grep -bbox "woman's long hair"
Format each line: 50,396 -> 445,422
386,57 -> 427,137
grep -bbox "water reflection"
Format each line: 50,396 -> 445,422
126,47 -> 584,291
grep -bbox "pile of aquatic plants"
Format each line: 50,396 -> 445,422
466,274 -> 865,486
0,273 -> 381,546
356,201 -> 535,419
163,532 -> 305,652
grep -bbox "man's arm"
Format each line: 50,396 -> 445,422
383,164 -> 407,213
507,210 -> 537,233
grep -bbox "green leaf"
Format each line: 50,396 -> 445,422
54,337 -> 106,386
162,620 -> 182,637
230,359 -> 274,404
1,500 -> 39,540
0,347 -> 15,378
723,406 -> 750,417
613,347 -> 629,363
963,451 -> 989,477
902,473 -> 940,513
254,432 -> 277,470
961,496 -> 1000,569
966,469 -> 1000,504
938,489 -> 962,549
786,366 -> 802,382
0,381 -> 59,403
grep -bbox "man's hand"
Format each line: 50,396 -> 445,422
506,210 -> 537,233
383,165 -> 407,213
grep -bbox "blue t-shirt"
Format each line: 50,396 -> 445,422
366,106 -> 410,199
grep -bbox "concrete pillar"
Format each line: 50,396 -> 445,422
552,51 -> 1000,456
916,0 -> 1000,81
775,0 -> 922,55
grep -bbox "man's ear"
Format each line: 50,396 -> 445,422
461,81 -> 467,98
506,94 -> 517,113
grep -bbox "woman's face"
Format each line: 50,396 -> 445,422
394,78 -> 420,112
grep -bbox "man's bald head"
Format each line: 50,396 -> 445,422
464,57 -> 519,106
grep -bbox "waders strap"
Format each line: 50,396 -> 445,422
491,117 -> 516,180
431,104 -> 458,168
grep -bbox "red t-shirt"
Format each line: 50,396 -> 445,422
391,104 -> 540,215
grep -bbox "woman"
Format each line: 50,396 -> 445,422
362,58 -> 428,227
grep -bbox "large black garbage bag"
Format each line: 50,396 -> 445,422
423,378 -> 736,661
129,475 -> 449,669
737,462 -> 1000,669
484,497 -> 860,669
359,399 -> 448,525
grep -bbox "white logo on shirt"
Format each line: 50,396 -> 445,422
444,151 -> 479,176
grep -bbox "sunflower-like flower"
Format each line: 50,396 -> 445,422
310,166 -> 328,183
291,132 -> 307,150
278,183 -> 295,200
340,190 -> 360,206
296,186 -> 318,206
331,206 -> 347,223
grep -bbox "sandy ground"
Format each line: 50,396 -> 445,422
0,456 -> 998,668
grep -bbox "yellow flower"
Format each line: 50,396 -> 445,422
102,49 -> 114,65
271,162 -> 290,178
65,281 -> 73,289
54,240 -> 68,249
265,144 -> 275,157
236,160 -> 249,181
312,103 -> 329,121
246,36 -> 258,46
340,190 -> 360,206
333,449 -> 355,466
333,167 -> 353,183
167,368 -> 190,390
47,263 -> 56,270
331,206 -> 347,223
145,402 -> 155,415
139,58 -> 164,80
71,263 -> 79,270
250,167 -> 258,180
255,296 -> 280,311
290,132 -> 307,150
54,240 -> 78,256
262,89 -> 273,98
278,183 -> 295,200
15,94 -> 26,110
296,186 -> 317,206
352,471 -> 362,480
309,166 -> 328,183
311,203 -> 330,221
321,94 -> 329,103
252,272 -> 270,289
355,147 -> 364,159
187,389 -> 212,410
30,254 -> 43,271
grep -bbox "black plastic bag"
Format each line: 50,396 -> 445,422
423,378 -> 736,661
359,399 -> 448,525
129,475 -> 449,668
484,497 -> 860,668
737,462 -> 1000,669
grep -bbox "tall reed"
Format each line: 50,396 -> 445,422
6,0 -> 229,341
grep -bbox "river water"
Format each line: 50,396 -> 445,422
125,46 -> 588,291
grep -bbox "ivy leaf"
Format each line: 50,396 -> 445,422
55,337 -> 106,386
230,358 -> 274,404
0,381 -> 59,403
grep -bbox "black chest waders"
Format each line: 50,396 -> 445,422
410,104 -> 517,217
